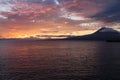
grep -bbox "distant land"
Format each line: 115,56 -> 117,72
64,27 -> 120,41
0,27 -> 120,41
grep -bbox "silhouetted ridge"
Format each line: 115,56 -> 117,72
65,27 -> 120,41
95,27 -> 119,33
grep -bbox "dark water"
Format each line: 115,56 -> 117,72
0,40 -> 120,80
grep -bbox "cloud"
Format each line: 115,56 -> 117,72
0,0 -> 120,37
92,0 -> 120,22
0,15 -> 8,19
0,1 -> 62,21
0,0 -> 114,22
0,4 -> 12,12
0,0 -> 100,21
0,1 -> 15,20
61,13 -> 89,21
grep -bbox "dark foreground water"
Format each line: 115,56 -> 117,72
0,40 -> 120,80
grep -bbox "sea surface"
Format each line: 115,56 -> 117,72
0,40 -> 120,80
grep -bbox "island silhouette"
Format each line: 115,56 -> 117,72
64,27 -> 120,41
0,27 -> 120,42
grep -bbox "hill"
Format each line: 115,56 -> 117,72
65,27 -> 120,41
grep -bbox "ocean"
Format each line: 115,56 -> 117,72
0,40 -> 120,80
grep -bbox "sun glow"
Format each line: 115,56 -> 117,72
0,0 -> 119,39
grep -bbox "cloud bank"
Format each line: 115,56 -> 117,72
0,0 -> 120,38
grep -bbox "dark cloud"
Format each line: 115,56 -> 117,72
0,0 -> 116,21
92,0 -> 120,22
16,0 -> 43,3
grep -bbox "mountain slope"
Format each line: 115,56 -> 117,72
65,27 -> 120,41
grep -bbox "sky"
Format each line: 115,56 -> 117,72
0,0 -> 120,38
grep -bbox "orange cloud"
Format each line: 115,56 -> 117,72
0,20 -> 88,38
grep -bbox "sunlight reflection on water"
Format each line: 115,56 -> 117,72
0,40 -> 120,80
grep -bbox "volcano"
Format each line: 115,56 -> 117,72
65,27 -> 120,41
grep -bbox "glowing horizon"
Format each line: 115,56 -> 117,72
0,0 -> 120,38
